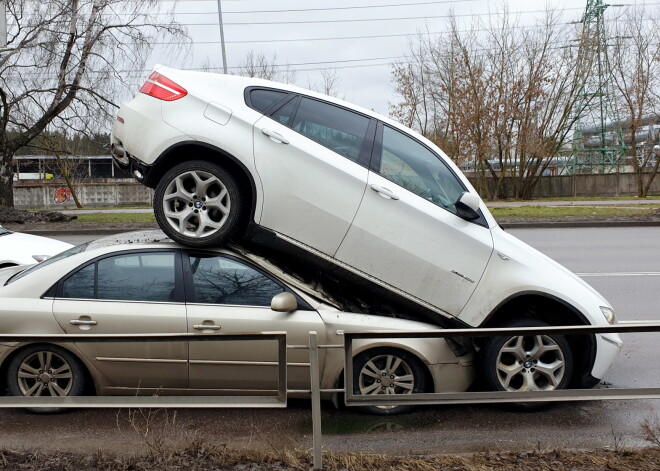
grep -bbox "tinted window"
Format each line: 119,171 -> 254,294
62,264 -> 95,299
95,253 -> 177,302
188,255 -> 284,306
249,89 -> 288,113
289,98 -> 370,163
379,126 -> 465,214
271,97 -> 298,127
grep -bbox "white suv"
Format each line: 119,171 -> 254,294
111,65 -> 622,394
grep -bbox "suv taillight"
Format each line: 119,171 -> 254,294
139,72 -> 188,101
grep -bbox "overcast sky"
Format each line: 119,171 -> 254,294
147,0 -> 652,116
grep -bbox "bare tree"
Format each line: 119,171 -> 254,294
390,8 -> 594,200
610,7 -> 660,197
0,0 -> 188,207
235,50 -> 297,84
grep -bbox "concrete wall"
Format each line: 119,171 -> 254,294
14,180 -> 153,209
467,172 -> 660,199
12,172 -> 660,209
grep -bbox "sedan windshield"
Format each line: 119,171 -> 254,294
6,243 -> 90,285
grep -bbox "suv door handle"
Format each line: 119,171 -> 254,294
193,324 -> 222,331
70,319 -> 98,326
261,128 -> 290,144
370,184 -> 400,200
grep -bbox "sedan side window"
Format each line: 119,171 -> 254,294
289,97 -> 370,163
60,252 -> 177,302
188,255 -> 284,306
378,126 -> 466,214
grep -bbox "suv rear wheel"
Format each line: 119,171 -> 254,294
154,160 -> 244,247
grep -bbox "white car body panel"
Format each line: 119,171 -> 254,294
335,171 -> 494,316
0,229 -> 72,267
253,114 -> 369,256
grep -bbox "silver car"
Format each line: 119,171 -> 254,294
0,232 -> 473,414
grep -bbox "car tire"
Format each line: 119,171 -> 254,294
353,347 -> 427,415
7,344 -> 86,413
154,160 -> 244,247
481,319 -> 573,405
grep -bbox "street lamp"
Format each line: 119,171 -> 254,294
216,0 -> 227,74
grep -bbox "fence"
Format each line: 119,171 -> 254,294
1,322 -> 660,470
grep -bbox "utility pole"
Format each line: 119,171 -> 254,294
0,1 -> 7,48
216,0 -> 228,74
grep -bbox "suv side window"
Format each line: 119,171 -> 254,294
60,252 -> 178,302
288,97 -> 371,163
248,89 -> 289,114
187,254 -> 284,306
378,125 -> 466,214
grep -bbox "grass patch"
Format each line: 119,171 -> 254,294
491,205 -> 660,219
494,195 -> 660,202
73,212 -> 156,224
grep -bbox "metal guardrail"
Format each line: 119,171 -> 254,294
0,332 -> 288,408
2,323 -> 660,470
343,323 -> 660,408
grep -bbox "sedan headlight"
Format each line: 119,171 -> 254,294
600,306 -> 616,324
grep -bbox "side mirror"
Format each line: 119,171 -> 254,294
455,192 -> 481,221
271,292 -> 298,312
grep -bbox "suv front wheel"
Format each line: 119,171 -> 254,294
154,160 -> 244,247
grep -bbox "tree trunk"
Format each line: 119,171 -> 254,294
0,153 -> 15,207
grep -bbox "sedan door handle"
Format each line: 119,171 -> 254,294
261,128 -> 290,144
370,184 -> 400,200
193,324 -> 222,331
70,319 -> 98,326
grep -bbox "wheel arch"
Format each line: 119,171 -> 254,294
478,291 -> 596,387
145,141 -> 259,223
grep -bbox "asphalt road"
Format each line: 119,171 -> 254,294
2,227 -> 658,456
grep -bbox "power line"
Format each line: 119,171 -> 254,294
158,8 -> 590,27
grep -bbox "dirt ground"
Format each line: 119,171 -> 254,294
1,446 -> 659,470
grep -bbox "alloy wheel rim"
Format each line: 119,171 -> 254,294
163,170 -> 230,238
495,334 -> 566,391
358,354 -> 415,407
17,351 -> 74,397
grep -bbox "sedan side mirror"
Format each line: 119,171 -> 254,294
455,192 -> 481,221
271,292 -> 298,312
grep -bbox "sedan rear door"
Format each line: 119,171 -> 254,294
183,252 -> 325,393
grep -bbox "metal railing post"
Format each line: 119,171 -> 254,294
309,331 -> 323,470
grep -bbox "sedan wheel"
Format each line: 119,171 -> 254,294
7,345 -> 85,412
353,348 -> 426,415
482,319 -> 573,397
154,160 -> 244,247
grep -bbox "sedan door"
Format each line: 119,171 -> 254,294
253,94 -> 375,256
184,252 -> 325,393
52,250 -> 188,392
335,124 -> 494,317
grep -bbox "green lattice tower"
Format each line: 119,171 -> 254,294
563,0 -> 626,175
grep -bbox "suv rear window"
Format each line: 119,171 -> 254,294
248,89 -> 289,114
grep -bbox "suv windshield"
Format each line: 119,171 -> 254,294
6,243 -> 91,285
